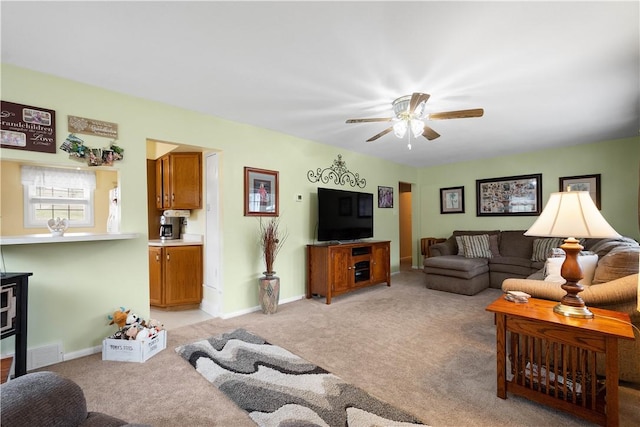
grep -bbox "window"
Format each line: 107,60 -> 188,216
21,165 -> 96,228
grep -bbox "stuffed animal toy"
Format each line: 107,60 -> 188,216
135,328 -> 151,341
108,307 -> 130,329
147,318 -> 164,332
126,312 -> 140,327
124,326 -> 139,340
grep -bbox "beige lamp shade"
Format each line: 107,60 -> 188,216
525,191 -> 620,239
525,191 -> 621,319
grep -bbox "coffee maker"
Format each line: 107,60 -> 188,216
159,210 -> 190,240
159,215 -> 181,240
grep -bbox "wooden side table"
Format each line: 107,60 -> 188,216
486,297 -> 634,427
420,237 -> 446,258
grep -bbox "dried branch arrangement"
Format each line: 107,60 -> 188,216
259,216 -> 288,274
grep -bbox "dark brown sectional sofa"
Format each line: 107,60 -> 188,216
423,230 -> 541,295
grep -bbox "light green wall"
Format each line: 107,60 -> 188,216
0,64 -> 419,356
1,64 -> 638,358
419,137 -> 640,241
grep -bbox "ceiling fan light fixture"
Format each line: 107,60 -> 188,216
410,119 -> 424,138
392,95 -> 412,117
393,120 -> 407,138
346,91 -> 483,144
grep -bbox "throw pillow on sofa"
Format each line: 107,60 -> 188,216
592,246 -> 640,284
461,234 -> 492,259
455,236 -> 465,256
531,238 -> 565,262
543,254 -> 598,286
456,234 -> 499,257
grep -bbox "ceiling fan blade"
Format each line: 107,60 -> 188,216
346,117 -> 393,123
366,127 -> 393,142
428,108 -> 484,120
422,126 -> 440,140
409,92 -> 430,114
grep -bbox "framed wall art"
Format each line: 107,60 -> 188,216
440,186 -> 465,214
378,186 -> 393,208
476,173 -> 542,216
1,100 -> 56,153
559,174 -> 601,209
244,167 -> 279,216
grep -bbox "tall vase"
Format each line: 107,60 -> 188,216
258,272 -> 280,314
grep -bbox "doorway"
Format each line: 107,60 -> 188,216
146,141 -> 220,328
399,182 -> 413,270
203,152 -> 222,317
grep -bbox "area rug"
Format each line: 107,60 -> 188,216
175,328 -> 427,426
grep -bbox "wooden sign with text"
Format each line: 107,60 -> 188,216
1,100 -> 57,153
68,115 -> 118,139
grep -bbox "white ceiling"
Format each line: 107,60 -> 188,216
2,1 -> 638,168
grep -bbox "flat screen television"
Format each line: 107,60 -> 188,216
317,187 -> 373,242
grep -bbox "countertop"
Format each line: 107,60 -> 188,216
1,232 -> 139,246
148,236 -> 203,247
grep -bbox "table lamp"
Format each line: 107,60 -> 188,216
525,191 -> 620,318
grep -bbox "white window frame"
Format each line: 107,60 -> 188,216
21,166 -> 95,228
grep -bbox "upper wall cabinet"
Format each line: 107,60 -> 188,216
155,152 -> 202,210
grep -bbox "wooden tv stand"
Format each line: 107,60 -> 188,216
306,240 -> 390,304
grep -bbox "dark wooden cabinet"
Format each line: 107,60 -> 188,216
149,245 -> 202,309
306,241 -> 390,304
148,246 -> 163,306
155,152 -> 202,210
1,273 -> 32,378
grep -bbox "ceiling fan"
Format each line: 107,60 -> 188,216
346,92 -> 484,148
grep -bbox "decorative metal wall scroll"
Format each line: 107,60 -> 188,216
307,154 -> 367,188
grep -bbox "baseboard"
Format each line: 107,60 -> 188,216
1,342 -> 64,376
60,295 -> 307,360
65,345 -> 102,362
199,299 -> 219,317
220,294 -> 305,319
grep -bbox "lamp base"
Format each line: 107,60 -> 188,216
553,302 -> 594,319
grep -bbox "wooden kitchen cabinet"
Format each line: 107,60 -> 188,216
155,152 -> 202,210
306,241 -> 390,304
149,245 -> 203,309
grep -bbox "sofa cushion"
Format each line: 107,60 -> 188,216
489,234 -> 500,257
592,246 -> 640,285
489,256 -> 535,277
544,254 -> 599,286
1,371 -> 88,427
423,255 -> 489,279
460,234 -> 493,258
499,230 -> 536,259
531,237 -> 565,261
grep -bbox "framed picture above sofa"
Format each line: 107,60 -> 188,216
559,174 -> 601,209
440,186 -> 465,214
476,173 -> 542,216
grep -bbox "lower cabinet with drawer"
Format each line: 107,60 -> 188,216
149,245 -> 202,309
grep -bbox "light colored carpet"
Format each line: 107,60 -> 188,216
176,328 -> 427,426
36,270 -> 640,426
